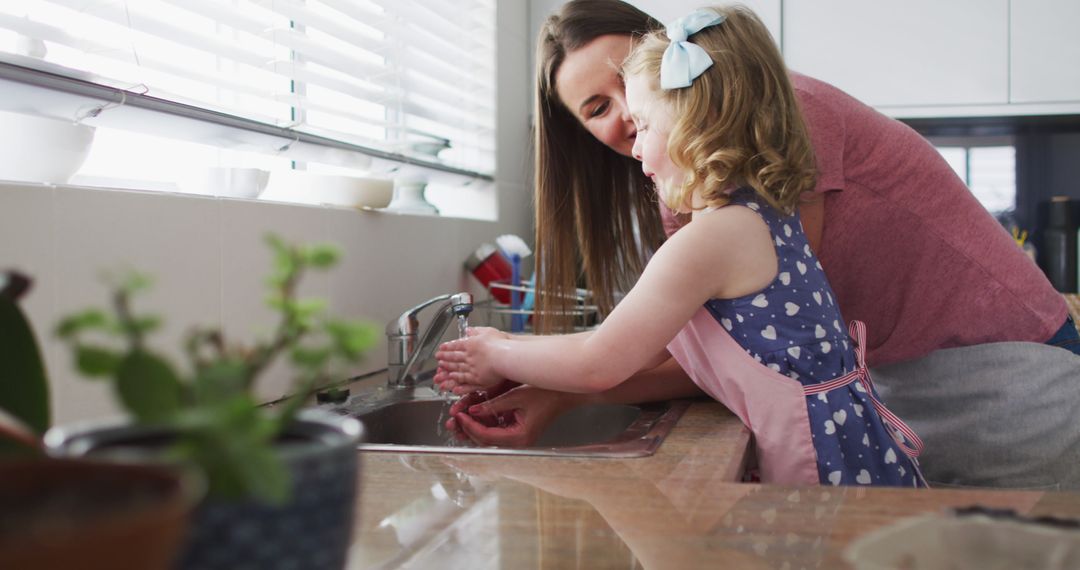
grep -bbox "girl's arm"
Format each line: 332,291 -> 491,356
437,206 -> 776,394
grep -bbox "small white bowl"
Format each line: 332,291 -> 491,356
264,172 -> 393,209
181,167 -> 270,199
0,110 -> 95,184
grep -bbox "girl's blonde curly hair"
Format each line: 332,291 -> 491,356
622,5 -> 816,215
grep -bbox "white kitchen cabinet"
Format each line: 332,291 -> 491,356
1010,0 -> 1080,104
530,1 -> 782,52
627,0 -> 781,47
782,0 -> 1009,108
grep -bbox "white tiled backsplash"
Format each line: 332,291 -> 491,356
1,182 -> 508,425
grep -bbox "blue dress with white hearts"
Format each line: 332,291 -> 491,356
705,189 -> 923,487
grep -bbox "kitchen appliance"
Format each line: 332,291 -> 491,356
1038,196 -> 1078,293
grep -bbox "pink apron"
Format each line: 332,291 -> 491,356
667,308 -> 924,485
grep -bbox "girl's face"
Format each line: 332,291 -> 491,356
555,34 -> 637,157
626,73 -> 684,204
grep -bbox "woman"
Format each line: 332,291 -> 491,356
449,0 -> 1080,489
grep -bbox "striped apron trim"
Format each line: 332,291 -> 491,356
802,321 -> 925,460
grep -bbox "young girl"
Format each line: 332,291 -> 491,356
436,6 -> 924,488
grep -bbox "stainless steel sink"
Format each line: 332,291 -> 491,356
328,389 -> 689,458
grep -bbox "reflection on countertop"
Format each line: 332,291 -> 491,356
343,401 -> 1080,569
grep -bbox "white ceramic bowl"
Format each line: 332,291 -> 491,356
265,172 -> 393,209
0,110 -> 96,184
319,175 -> 394,209
180,167 -> 270,199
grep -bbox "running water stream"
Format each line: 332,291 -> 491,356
435,314 -> 473,445
435,313 -> 510,444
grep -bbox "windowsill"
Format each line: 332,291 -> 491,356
3,176 -> 496,221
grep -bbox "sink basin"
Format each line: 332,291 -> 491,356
335,392 -> 689,458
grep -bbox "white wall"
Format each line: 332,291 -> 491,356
0,1 -> 534,426
529,0 -> 781,55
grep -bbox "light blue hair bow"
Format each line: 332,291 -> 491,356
660,9 -> 727,90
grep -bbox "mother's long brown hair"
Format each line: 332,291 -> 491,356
533,0 -> 665,333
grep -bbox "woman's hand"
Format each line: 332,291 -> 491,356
449,384 -> 573,447
441,379 -> 520,441
434,327 -> 508,394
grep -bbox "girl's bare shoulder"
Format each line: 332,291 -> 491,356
670,203 -> 771,250
656,204 -> 777,298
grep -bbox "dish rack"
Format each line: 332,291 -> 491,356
470,281 -> 599,333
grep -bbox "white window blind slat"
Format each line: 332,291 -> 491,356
272,59 -> 391,107
0,0 -> 495,175
42,0 -> 401,98
40,0 -> 285,70
383,1 -> 495,70
155,0 -> 282,38
0,15 -> 290,120
243,0 -> 386,55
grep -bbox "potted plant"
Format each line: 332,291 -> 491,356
0,270 -> 198,570
44,235 -> 377,570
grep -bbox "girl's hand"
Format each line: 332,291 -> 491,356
434,327 -> 507,394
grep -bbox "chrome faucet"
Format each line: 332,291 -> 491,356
386,292 -> 473,388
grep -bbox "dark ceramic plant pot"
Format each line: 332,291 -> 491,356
45,409 -> 363,570
0,458 -> 200,570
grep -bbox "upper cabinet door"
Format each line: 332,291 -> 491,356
1010,0 -> 1080,104
783,0 -> 1009,108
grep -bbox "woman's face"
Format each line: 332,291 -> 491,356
555,34 -> 637,157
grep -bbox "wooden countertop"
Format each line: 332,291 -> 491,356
342,399 -> 1079,569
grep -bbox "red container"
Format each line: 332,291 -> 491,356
465,243 -> 513,303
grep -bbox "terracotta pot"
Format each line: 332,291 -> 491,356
0,458 -> 200,570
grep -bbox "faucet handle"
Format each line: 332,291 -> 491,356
386,292 -> 474,388
386,292 -> 473,336
387,293 -> 447,336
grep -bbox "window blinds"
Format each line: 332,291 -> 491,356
0,0 -> 496,175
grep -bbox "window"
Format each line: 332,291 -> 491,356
931,137 -> 1016,215
0,0 -> 495,216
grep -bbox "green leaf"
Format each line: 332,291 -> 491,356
265,294 -> 286,311
326,320 -> 378,358
192,359 -> 248,403
170,401 -> 291,503
264,233 -> 288,256
290,346 -> 332,369
118,271 -> 153,295
227,439 -> 290,504
115,350 -> 183,423
0,297 -> 50,434
270,244 -> 296,282
131,315 -> 162,335
75,345 -> 122,377
54,309 -> 111,339
305,245 -> 340,269
292,299 -> 326,320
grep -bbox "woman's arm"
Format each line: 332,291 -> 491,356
578,356 -> 701,404
449,356 -> 703,447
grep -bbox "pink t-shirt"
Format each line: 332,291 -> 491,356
662,73 -> 1067,367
